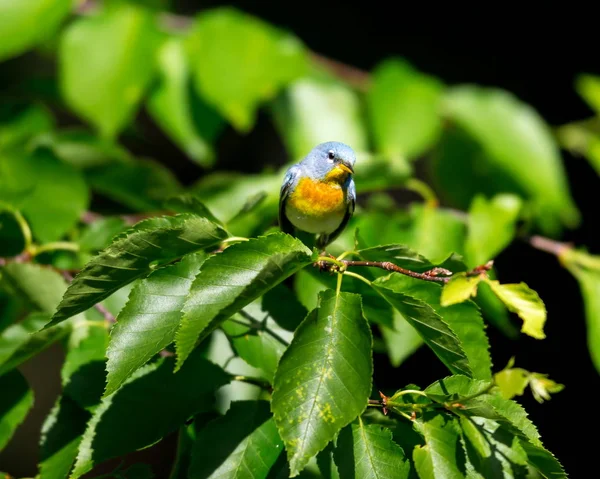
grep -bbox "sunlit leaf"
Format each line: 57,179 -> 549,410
368,58 -> 443,160
0,370 -> 33,450
424,375 -> 493,404
60,2 -> 161,139
49,214 -> 227,327
440,273 -> 482,307
520,440 -> 567,479
272,290 -> 373,476
493,358 -> 530,400
188,7 -> 307,132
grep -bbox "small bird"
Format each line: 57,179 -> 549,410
279,141 -> 356,250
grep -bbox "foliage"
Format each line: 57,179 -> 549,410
4,1 -> 599,478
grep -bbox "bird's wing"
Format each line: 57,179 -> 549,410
278,164 -> 302,235
317,178 -> 356,249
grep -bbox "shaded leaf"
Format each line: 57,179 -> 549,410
105,253 -> 205,395
0,0 -> 71,61
189,400 -> 283,479
519,440 -> 567,479
78,217 -> 128,253
473,280 -> 519,339
49,214 -> 227,327
271,290 -> 373,476
0,263 -> 66,313
0,102 -> 54,151
335,418 -> 410,479
368,58 -> 443,160
60,2 -> 161,139
262,283 -> 308,332
176,232 -> 314,370
440,273 -> 482,307
0,370 -> 34,450
164,194 -> 222,225
70,349 -> 230,478
485,280 -> 546,339
424,375 -> 492,404
379,312 -> 424,367
465,194 -> 522,267
189,7 -> 307,131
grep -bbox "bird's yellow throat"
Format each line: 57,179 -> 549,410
287,175 -> 347,218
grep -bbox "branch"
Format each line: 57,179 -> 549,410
527,235 -> 572,258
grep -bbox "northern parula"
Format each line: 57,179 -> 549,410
279,141 -> 356,249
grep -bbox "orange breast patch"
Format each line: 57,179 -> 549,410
288,177 -> 346,218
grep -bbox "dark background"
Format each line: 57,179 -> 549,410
2,2 -> 599,477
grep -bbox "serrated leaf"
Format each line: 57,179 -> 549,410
465,194 -> 522,267
189,400 -> 283,479
434,85 -> 579,235
334,418 -> 410,479
0,0 -> 72,62
188,7 -> 307,132
0,148 -> 89,242
368,58 -> 443,160
0,370 -> 34,450
377,274 -> 492,380
271,290 -> 373,476
440,273 -> 482,307
70,349 -> 230,478
147,38 -> 222,167
105,253 -> 205,395
424,375 -> 493,404
38,395 -> 90,479
175,232 -> 314,370
486,280 -> 546,339
412,413 -> 463,479
519,440 -> 567,479
372,277 -> 471,378
48,214 -> 227,327
59,2 -> 161,139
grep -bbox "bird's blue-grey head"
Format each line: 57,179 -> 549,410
300,141 -> 356,180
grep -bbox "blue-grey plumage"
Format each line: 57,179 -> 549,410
279,141 -> 356,249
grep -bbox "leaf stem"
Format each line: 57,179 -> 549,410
13,210 -> 33,253
222,236 -> 250,245
343,270 -> 372,286
404,178 -> 439,207
391,389 -> 428,399
31,241 -> 80,257
335,271 -> 343,297
232,374 -> 272,390
317,255 -> 346,269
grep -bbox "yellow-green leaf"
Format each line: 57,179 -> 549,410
440,273 -> 482,307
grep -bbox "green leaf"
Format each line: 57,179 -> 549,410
412,413 -> 463,479
440,273 -> 482,307
262,283 -> 308,332
380,313 -> 424,367
48,214 -> 227,327
189,400 -> 283,479
78,217 -> 128,253
0,0 -> 71,62
164,194 -> 222,225
0,370 -> 34,450
473,280 -> 519,339
271,290 -> 373,476
38,395 -> 90,479
424,375 -> 493,404
175,232 -> 314,370
147,37 -> 223,167
335,418 -> 410,479
377,274 -> 492,380
188,7 -> 307,132
60,2 -> 161,139
434,85 -> 579,234
372,277 -> 471,378
105,253 -> 205,395
368,58 -> 443,160
519,440 -> 567,479
358,243 -> 435,272
70,349 -> 230,478
576,74 -> 600,114
272,73 -> 368,161
0,103 -> 54,151
0,312 -> 68,376
465,194 -> 522,267
0,148 -> 89,242
485,280 -> 546,339
493,358 -> 530,400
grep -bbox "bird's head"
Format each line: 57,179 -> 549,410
301,141 -> 356,182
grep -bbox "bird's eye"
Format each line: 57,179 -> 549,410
327,150 -> 335,161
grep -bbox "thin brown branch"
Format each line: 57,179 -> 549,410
527,235 -> 572,257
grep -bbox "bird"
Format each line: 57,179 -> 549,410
279,141 -> 356,250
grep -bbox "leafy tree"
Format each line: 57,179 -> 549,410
3,1 -> 600,478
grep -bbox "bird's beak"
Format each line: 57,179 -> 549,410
338,162 -> 354,174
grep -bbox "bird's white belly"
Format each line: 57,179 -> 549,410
285,202 -> 345,234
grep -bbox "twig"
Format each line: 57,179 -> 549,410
232,374 -> 272,391
61,271 -> 116,323
527,235 -> 572,257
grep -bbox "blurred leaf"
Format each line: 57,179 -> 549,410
433,86 -> 579,235
147,37 -> 224,167
176,233 -> 314,370
485,280 -> 546,339
353,152 -> 412,193
48,214 -> 227,327
0,102 -> 54,150
78,217 -> 128,253
188,7 -> 307,132
0,0 -> 72,62
0,148 -> 89,242
368,58 -> 443,160
226,192 -> 280,238
379,312 -> 424,367
0,370 -> 34,450
528,373 -> 564,404
273,73 -> 368,162
272,290 -> 373,476
262,283 -> 308,332
493,358 -> 530,400
70,349 -> 230,478
440,273 -> 482,307
164,194 -> 222,225
294,269 -> 328,311
465,194 -> 522,267
189,400 -> 283,479
0,211 -> 24,257
60,2 -> 160,139
105,253 -> 205,396
86,158 -> 181,211
335,419 -> 410,479
412,413 -> 462,479
576,74 -> 600,114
